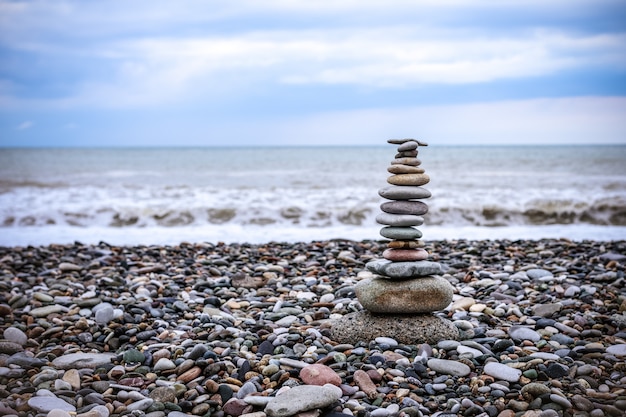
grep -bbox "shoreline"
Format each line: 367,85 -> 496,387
1,239 -> 625,416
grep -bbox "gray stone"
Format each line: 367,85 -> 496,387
28,396 -> 76,413
606,344 -> 626,357
30,305 -> 69,318
94,304 -> 115,324
380,201 -> 428,215
509,326 -> 541,342
378,186 -> 431,200
380,226 -> 423,240
397,141 -> 418,151
3,327 -> 28,346
51,353 -> 116,370
265,384 -> 341,417
427,358 -> 471,376
355,276 -> 453,313
531,303 -> 562,318
526,269 -> 553,280
330,311 -> 459,345
366,259 -> 442,278
484,362 -> 522,382
376,213 -> 424,227
126,399 -> 153,412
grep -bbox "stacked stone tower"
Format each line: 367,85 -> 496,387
331,139 -> 459,345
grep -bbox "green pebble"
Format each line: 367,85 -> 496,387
147,402 -> 165,412
262,364 -> 280,376
523,369 -> 538,379
333,353 -> 347,363
372,397 -> 384,406
123,348 -> 145,364
165,402 -> 182,411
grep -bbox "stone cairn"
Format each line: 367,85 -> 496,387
331,139 -> 459,345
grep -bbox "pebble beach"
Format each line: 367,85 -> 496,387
1,238 -> 625,417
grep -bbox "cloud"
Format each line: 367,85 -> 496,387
254,96 -> 626,145
16,120 -> 33,130
2,28 -> 624,110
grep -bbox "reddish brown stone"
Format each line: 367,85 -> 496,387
383,248 -> 428,262
299,363 -> 342,386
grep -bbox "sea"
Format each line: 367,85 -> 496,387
1,145 -> 625,246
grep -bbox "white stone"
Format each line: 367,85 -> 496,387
484,362 -> 522,382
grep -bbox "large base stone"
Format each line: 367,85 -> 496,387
330,311 -> 459,345
355,276 -> 453,313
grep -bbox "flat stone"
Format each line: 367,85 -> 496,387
397,141 -> 419,151
265,385 -> 342,417
387,165 -> 425,174
509,326 -> 541,342
387,240 -> 423,249
28,397 -> 76,413
355,276 -> 453,313
382,248 -> 429,262
380,226 -> 422,240
381,201 -> 428,215
484,362 -> 522,382
391,157 -> 421,166
30,305 -> 69,318
606,344 -> 626,357
378,186 -> 431,200
59,262 -> 82,272
52,353 -> 116,370
531,303 -> 562,318
526,269 -> 553,280
299,364 -> 341,386
366,259 -> 442,278
388,173 -> 430,186
330,311 -> 459,345
427,358 -> 471,376
388,139 -> 428,146
376,213 -> 424,227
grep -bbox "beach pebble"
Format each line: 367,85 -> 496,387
509,326 -> 541,342
264,385 -> 342,417
484,362 -> 522,382
427,358 -> 471,376
299,363 -> 342,386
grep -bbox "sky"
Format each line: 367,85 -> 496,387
0,0 -> 625,147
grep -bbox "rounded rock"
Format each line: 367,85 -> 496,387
299,364 -> 342,386
355,276 -> 453,314
382,248 -> 429,262
388,173 -> 430,186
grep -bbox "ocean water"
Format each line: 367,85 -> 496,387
1,145 -> 625,246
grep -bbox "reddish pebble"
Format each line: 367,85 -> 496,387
383,248 -> 428,262
299,363 -> 342,386
353,369 -> 378,399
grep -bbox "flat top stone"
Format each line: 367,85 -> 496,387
388,139 -> 428,146
366,259 -> 442,278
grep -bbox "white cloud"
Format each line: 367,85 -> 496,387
16,120 -> 33,130
249,96 -> 626,145
3,27 -> 620,110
